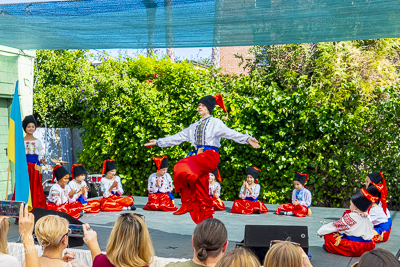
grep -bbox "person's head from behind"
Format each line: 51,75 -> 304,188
193,218 -> 229,264
215,247 -> 260,267
0,217 -> 10,254
35,215 -> 69,250
106,213 -> 154,267
353,248 -> 400,267
263,241 -> 302,267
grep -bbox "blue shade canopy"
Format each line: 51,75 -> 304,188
0,0 -> 399,50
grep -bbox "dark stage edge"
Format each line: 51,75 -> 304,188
7,196 -> 399,267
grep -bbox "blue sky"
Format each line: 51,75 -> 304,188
90,48 -> 212,61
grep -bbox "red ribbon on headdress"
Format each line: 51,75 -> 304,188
216,169 -> 222,183
213,94 -> 228,113
71,164 -> 82,180
102,159 -> 113,175
371,182 -> 388,215
361,188 -> 379,203
379,172 -> 387,198
51,165 -> 62,184
153,156 -> 167,171
297,172 -> 309,184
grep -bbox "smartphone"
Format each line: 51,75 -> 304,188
0,201 -> 25,217
69,224 -> 84,238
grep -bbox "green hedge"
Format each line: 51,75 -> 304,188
33,47 -> 400,209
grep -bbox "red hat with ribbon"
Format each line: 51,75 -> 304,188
102,159 -> 116,175
51,165 -> 69,184
71,164 -> 87,180
153,156 -> 168,171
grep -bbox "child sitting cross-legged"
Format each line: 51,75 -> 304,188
275,172 -> 312,217
100,159 -> 135,212
209,168 -> 226,211
47,165 -> 83,219
231,166 -> 268,215
365,172 -> 392,243
143,156 -> 178,211
317,188 -> 376,257
66,164 -> 101,213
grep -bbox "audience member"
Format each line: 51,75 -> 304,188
83,213 -> 154,267
166,218 -> 229,267
0,215 -> 21,266
19,204 -> 41,267
215,247 -> 260,267
352,248 -> 400,267
263,241 -> 313,267
34,215 -> 85,267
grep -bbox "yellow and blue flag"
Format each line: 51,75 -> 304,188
7,81 -> 31,206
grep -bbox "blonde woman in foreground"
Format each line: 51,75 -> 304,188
33,215 -> 85,267
215,247 -> 260,267
263,241 -> 313,267
83,213 -> 155,267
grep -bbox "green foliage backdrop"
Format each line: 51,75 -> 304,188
34,42 -> 400,209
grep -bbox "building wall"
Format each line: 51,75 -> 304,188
0,45 -> 35,200
220,46 -> 253,75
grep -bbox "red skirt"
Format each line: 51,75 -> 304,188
47,202 -> 83,219
144,193 -> 178,211
231,199 -> 268,214
211,197 -> 226,211
275,203 -> 308,217
173,150 -> 220,224
373,228 -> 391,243
81,200 -> 101,213
100,195 -> 134,212
323,233 -> 375,257
27,163 -> 47,209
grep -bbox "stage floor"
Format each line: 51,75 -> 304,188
7,196 -> 399,267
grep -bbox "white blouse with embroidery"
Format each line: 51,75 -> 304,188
148,172 -> 173,193
48,184 -> 71,205
209,182 -> 221,198
24,139 -> 45,159
239,183 -> 260,199
100,176 -> 124,198
66,180 -> 88,202
157,116 -> 250,148
317,210 -> 374,240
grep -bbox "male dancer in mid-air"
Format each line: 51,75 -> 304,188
145,94 -> 259,224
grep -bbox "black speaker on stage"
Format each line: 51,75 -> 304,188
236,225 -> 309,263
32,208 -> 84,247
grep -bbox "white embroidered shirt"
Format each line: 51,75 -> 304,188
148,172 -> 173,193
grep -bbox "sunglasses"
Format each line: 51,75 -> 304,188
59,228 -> 71,243
269,240 -> 300,248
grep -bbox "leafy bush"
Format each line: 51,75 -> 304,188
34,45 -> 400,209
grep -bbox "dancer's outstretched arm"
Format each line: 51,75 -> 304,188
248,137 -> 260,149
144,126 -> 190,148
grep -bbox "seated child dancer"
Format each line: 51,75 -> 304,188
47,165 -> 83,219
317,188 -> 376,257
231,166 -> 268,214
275,172 -> 312,217
365,172 -> 391,243
143,156 -> 178,211
66,164 -> 100,213
209,168 -> 225,211
100,159 -> 135,211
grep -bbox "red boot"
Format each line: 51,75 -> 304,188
173,187 -> 193,215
